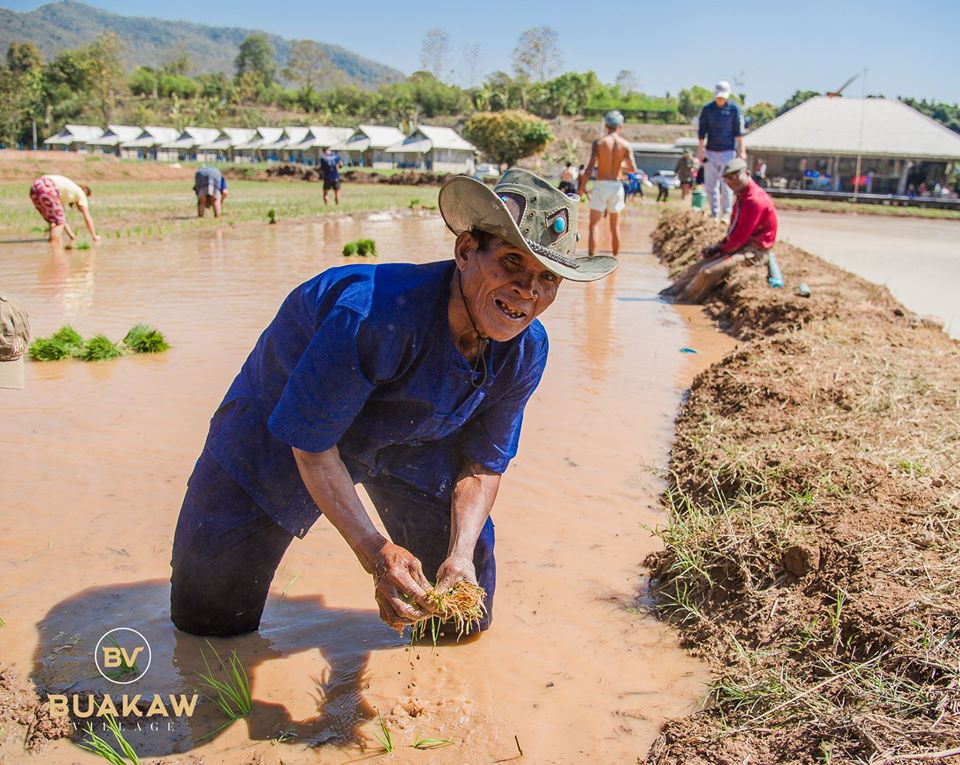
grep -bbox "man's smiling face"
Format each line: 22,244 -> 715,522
456,231 -> 561,343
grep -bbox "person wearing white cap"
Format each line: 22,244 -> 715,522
697,81 -> 745,220
577,110 -> 641,257
0,296 -> 30,390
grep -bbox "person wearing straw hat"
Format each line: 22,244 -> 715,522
0,296 -> 30,390
170,168 -> 618,638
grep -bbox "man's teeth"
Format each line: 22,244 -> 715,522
496,299 -> 526,319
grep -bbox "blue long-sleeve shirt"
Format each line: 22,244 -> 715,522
698,101 -> 744,152
204,260 -> 548,537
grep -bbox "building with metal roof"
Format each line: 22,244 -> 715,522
196,128 -> 258,162
233,127 -> 286,161
43,124 -> 104,151
291,126 -> 355,165
84,125 -> 142,156
332,125 -> 406,168
386,125 -> 477,173
158,127 -> 222,161
743,97 -> 960,194
119,126 -> 180,159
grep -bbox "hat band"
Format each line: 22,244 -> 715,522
524,237 -> 579,269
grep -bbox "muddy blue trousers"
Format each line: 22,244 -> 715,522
170,449 -> 496,637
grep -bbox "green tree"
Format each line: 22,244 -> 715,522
284,39 -> 336,93
745,101 -> 776,128
235,34 -> 276,87
678,85 -> 713,120
86,33 -> 125,123
163,45 -> 191,76
778,89 -> 819,116
7,41 -> 42,74
463,110 -> 553,167
512,27 -> 562,82
899,97 -> 960,134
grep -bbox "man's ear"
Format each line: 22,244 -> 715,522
454,230 -> 479,269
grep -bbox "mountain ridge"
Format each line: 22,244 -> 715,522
0,0 -> 405,88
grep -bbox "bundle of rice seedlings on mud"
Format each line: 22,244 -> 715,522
122,323 -> 169,354
28,325 -> 84,360
342,238 -> 378,257
411,581 -> 486,643
78,335 -> 122,361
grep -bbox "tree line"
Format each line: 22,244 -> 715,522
1,27 -> 958,150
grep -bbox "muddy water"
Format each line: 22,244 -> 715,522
0,209 -> 731,764
777,210 -> 960,338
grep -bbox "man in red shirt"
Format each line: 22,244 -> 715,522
661,158 -> 778,303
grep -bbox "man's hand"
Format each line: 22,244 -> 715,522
367,539 -> 432,630
435,553 -> 477,596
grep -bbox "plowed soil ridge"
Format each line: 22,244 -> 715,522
645,210 -> 960,764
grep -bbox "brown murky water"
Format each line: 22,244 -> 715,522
0,208 -> 732,764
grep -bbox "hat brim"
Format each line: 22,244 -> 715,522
0,358 -> 24,389
438,175 -> 619,283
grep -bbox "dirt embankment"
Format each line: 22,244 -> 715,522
645,210 -> 960,764
0,150 -> 193,182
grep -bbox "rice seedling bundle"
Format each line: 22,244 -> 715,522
412,581 -> 486,643
342,238 -> 378,257
28,324 -> 169,363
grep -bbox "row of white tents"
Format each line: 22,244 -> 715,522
42,123 -> 479,173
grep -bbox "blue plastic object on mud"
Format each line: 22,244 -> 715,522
767,251 -> 784,288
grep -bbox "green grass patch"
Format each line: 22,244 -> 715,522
80,715 -> 140,765
195,641 -> 252,741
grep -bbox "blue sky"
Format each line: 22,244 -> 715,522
4,0 -> 959,104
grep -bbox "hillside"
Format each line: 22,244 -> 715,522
0,0 -> 404,89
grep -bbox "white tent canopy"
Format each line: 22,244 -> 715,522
744,97 -> 960,160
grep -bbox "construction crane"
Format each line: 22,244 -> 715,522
827,72 -> 861,98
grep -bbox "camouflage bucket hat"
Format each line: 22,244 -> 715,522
0,296 -> 30,389
438,168 -> 619,282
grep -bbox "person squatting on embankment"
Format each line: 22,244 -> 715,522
660,158 -> 778,304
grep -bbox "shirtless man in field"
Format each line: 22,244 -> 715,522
578,110 -> 639,257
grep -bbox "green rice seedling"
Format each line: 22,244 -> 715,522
79,335 -> 123,361
29,337 -> 72,361
371,710 -> 394,753
267,208 -> 276,224
342,241 -> 358,257
195,641 -> 252,739
80,715 -> 140,764
356,238 -> 377,257
28,325 -> 85,361
122,324 -> 169,354
280,571 -> 300,601
0,616 -> 5,627
411,734 -> 453,750
75,240 -> 91,250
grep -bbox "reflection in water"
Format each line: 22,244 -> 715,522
578,271 -> 618,386
32,581 -> 403,756
36,247 -> 97,323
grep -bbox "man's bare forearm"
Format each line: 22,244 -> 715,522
447,460 -> 500,560
292,445 -> 385,572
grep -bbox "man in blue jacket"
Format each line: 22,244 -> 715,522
698,81 -> 745,220
169,169 -> 618,638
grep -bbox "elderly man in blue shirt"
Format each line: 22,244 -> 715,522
169,169 -> 618,637
698,80 -> 746,220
